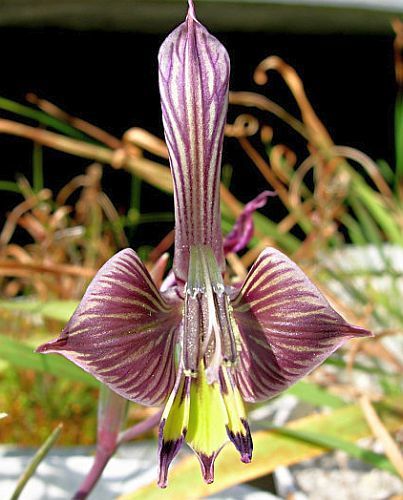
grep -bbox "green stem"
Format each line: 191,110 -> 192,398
395,92 -> 403,190
11,424 -> 63,500
32,142 -> 44,192
0,96 -> 90,141
0,181 -> 21,194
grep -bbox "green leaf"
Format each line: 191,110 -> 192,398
324,356 -> 399,378
120,396 -> 403,499
0,300 -> 78,322
340,213 -> 367,245
10,423 -> 63,500
273,428 -> 398,475
377,159 -> 395,185
0,334 -> 98,387
352,181 -> 403,244
0,180 -> 21,194
0,96 -> 91,141
284,381 -> 345,409
395,93 -> 403,185
32,142 -> 44,192
348,195 -> 382,244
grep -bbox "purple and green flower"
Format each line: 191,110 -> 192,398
37,0 -> 371,488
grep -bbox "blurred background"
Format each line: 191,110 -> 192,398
0,1 -> 402,499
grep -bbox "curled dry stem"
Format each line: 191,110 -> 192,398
0,119 -> 173,193
359,395 -> 403,479
0,189 -> 52,246
254,55 -> 333,149
26,93 -> 124,151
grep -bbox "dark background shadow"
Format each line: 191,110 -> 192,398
0,27 -> 396,248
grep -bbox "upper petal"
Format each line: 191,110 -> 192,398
232,247 -> 372,402
158,1 -> 230,283
37,249 -> 182,406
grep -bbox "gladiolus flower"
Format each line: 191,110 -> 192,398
37,0 -> 371,488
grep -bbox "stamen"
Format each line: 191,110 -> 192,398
183,245 -> 240,384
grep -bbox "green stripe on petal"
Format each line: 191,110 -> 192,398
162,375 -> 190,442
186,362 -> 228,483
220,368 -> 253,463
158,374 -> 191,488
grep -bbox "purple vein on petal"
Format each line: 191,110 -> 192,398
37,249 -> 182,407
158,1 -> 230,283
232,247 -> 372,402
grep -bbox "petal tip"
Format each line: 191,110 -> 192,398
347,325 -> 374,339
187,0 -> 196,19
226,418 -> 253,464
198,453 -> 216,484
158,419 -> 187,489
157,475 -> 168,489
36,338 -> 66,353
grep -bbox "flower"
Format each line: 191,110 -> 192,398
37,0 -> 372,488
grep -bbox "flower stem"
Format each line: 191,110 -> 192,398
73,410 -> 162,500
118,409 -> 163,445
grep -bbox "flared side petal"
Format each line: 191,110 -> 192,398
37,249 -> 182,407
158,0 -> 230,283
232,247 -> 372,402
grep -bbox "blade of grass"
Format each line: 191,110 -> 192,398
325,356 -> 400,379
395,93 -> 403,187
0,300 -> 77,322
340,212 -> 367,246
32,142 -> 44,192
0,334 -> 98,387
321,267 -> 389,328
360,395 -> 403,478
221,163 -> 233,189
284,381 -> 346,409
352,181 -> 403,244
272,427 -> 399,476
377,159 -> 395,185
0,96 -> 91,141
120,395 -> 403,499
128,174 -> 142,240
0,180 -> 21,194
348,195 -> 382,244
10,423 -> 63,500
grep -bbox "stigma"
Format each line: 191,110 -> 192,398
183,245 -> 241,384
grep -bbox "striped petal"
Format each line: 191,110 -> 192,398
224,190 -> 275,254
159,362 -> 252,487
158,0 -> 230,283
37,249 -> 182,407
158,371 -> 191,488
186,362 -> 229,484
232,247 -> 372,402
220,368 -> 253,464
